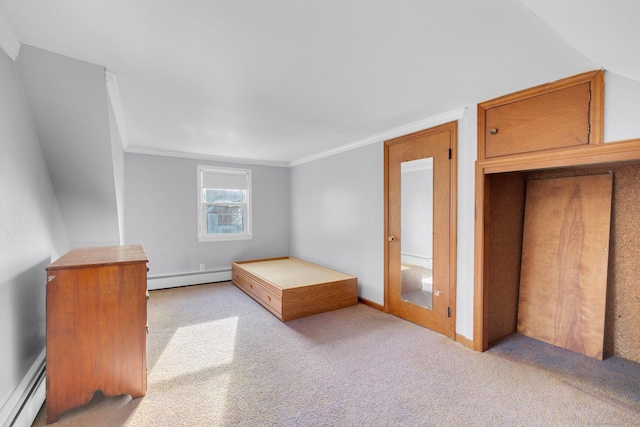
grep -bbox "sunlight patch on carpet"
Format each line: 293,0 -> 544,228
150,316 -> 238,381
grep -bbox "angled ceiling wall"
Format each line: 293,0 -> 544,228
520,0 -> 640,82
15,45 -> 121,248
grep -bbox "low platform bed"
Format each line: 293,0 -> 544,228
232,257 -> 358,321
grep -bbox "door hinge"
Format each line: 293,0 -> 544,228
447,307 -> 451,318
448,148 -> 452,159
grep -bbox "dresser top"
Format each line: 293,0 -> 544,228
47,245 -> 148,270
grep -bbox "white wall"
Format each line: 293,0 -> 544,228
604,71 -> 640,143
0,48 -> 68,418
124,153 -> 290,277
290,142 -> 384,303
455,108 -> 477,340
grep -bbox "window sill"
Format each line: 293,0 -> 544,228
198,234 -> 253,243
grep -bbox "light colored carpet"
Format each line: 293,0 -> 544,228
33,281 -> 640,426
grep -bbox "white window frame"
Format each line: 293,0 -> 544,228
197,165 -> 253,242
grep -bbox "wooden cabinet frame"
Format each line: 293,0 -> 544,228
473,69 -> 640,353
473,137 -> 640,351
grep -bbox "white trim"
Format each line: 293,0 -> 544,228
148,269 -> 232,290
289,107 -> 467,167
0,13 -> 20,61
198,234 -> 253,243
105,70 -> 130,150
126,146 -> 290,168
0,348 -> 46,427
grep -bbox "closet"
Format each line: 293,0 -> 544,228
473,70 -> 640,363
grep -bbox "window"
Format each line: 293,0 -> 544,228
197,165 -> 252,242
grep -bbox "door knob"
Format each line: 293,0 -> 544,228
388,236 -> 397,242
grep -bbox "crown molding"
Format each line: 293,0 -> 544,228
0,13 -> 20,61
288,107 -> 467,167
125,146 -> 290,168
105,70 -> 129,149
125,107 -> 467,169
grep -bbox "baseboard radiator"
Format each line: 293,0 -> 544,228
147,268 -> 232,290
1,348 -> 46,427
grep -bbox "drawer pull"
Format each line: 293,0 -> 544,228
489,128 -> 498,135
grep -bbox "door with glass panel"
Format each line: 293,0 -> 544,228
385,122 -> 455,338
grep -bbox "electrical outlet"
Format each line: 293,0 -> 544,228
199,263 -> 205,271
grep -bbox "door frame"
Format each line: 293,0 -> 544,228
383,121 -> 458,340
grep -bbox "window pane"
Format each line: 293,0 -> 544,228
204,189 -> 245,203
206,205 -> 244,234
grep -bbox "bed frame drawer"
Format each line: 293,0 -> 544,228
233,269 -> 284,317
232,257 -> 358,321
233,270 -> 259,295
258,287 -> 282,314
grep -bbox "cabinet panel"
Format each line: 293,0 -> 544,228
485,83 -> 590,158
517,174 -> 613,360
478,70 -> 604,160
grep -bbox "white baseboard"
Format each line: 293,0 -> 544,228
147,269 -> 232,290
0,348 -> 46,427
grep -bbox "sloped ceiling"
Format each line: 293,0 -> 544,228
15,46 -> 121,248
520,0 -> 640,82
0,1 -> 637,165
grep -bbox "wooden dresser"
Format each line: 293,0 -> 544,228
45,245 -> 148,424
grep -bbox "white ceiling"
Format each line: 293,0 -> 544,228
1,0 -> 638,164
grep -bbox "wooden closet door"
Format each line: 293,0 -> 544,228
385,122 -> 456,338
517,174 -> 613,360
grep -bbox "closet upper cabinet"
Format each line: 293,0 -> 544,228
478,70 -> 604,160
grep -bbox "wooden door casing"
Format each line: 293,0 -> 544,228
384,121 -> 457,339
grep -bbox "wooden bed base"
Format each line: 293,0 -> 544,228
232,257 -> 358,321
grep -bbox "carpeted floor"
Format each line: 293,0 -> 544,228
33,281 -> 640,426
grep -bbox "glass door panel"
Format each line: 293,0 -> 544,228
400,157 -> 434,310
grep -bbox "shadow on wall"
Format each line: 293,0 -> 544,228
2,257 -> 50,380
